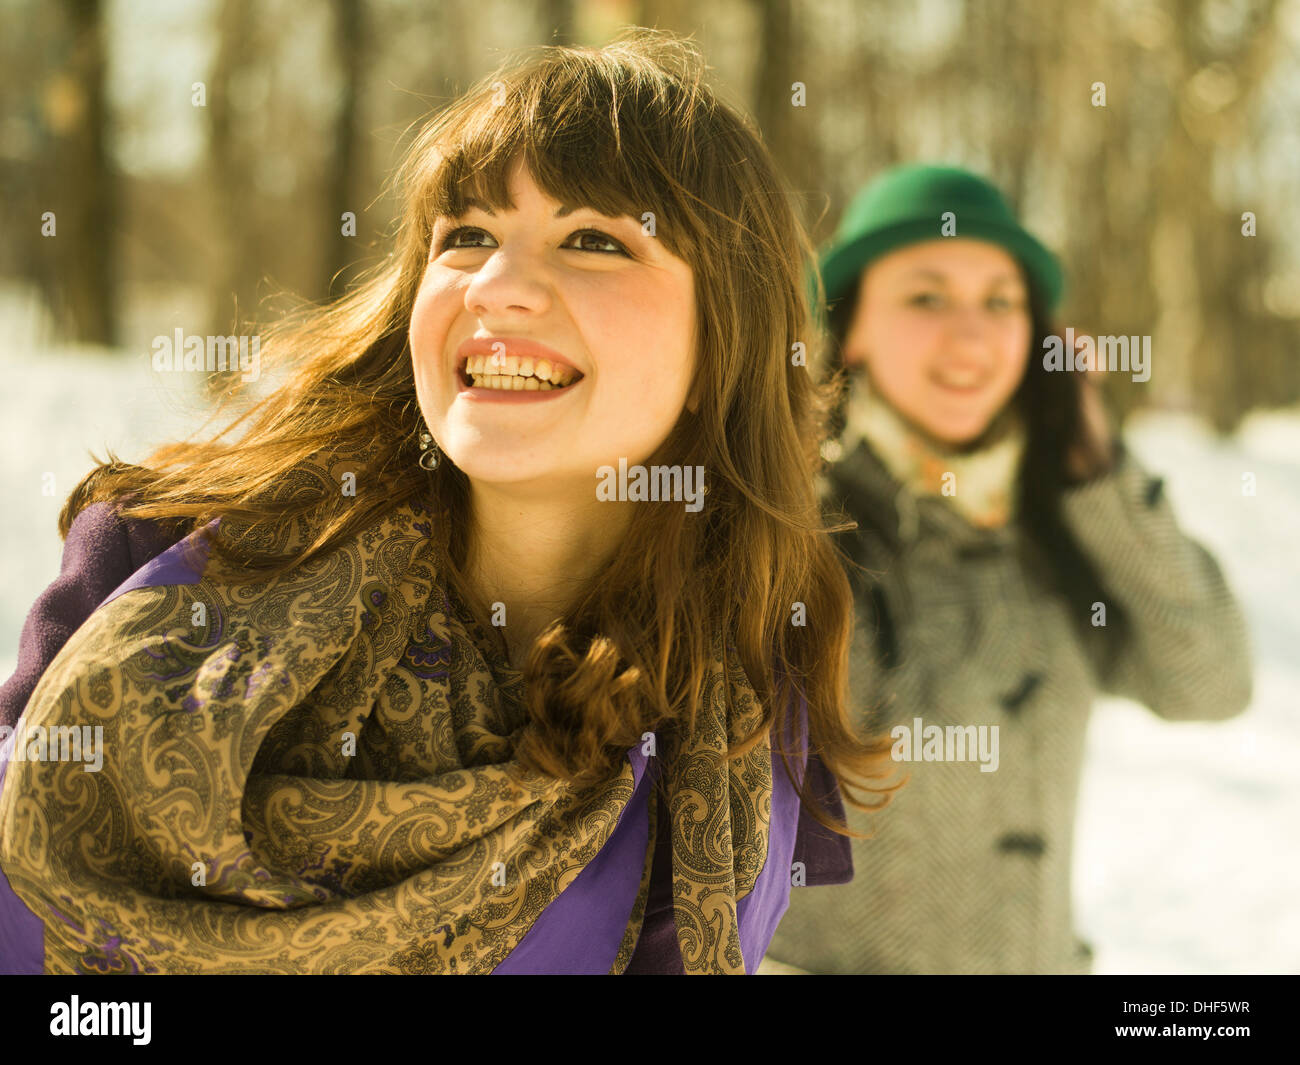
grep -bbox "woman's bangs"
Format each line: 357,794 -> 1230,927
423,85 -> 681,243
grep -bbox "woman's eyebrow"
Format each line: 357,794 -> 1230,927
902,268 -> 948,283
454,198 -> 642,226
901,268 -> 1024,287
457,197 -> 605,219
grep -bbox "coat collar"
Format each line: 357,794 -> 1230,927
825,439 -> 1019,554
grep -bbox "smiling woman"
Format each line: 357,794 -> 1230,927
0,28 -> 901,974
409,158 -> 701,669
764,163 -> 1252,976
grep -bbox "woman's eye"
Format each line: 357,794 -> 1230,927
565,229 -> 628,255
437,226 -> 494,251
909,293 -> 943,308
435,225 -> 629,256
988,295 -> 1024,311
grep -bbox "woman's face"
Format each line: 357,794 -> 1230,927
409,157 -> 697,497
841,239 -> 1032,446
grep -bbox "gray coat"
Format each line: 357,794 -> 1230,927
765,437 -> 1254,974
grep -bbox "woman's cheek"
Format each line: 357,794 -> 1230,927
408,289 -> 439,361
889,318 -> 938,375
411,265 -> 459,327
881,324 -> 929,386
1001,327 -> 1033,390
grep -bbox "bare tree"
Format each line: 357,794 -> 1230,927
751,0 -> 822,233
206,0 -> 261,351
327,0 -> 365,300
36,0 -> 118,345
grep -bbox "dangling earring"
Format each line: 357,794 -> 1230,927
418,428 -> 440,471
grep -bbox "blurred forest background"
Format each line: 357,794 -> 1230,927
0,0 -> 1297,426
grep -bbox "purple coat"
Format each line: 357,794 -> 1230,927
0,501 -> 853,974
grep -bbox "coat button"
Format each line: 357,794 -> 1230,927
996,832 -> 1045,856
1001,672 -> 1041,715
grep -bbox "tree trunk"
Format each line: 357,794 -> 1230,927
41,0 -> 117,345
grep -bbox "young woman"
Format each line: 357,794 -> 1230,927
0,31 -> 900,975
761,163 -> 1254,974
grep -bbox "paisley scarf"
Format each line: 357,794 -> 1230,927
840,375 -> 1026,529
0,454 -> 779,974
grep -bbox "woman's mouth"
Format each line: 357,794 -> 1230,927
931,372 -> 987,394
452,353 -> 585,403
459,352 -> 583,392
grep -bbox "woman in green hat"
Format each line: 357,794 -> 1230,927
762,164 -> 1254,974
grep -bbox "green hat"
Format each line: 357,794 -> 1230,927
816,164 -> 1064,319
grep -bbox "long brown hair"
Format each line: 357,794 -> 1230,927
60,29 -> 902,836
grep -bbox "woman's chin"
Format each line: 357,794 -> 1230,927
913,415 -> 993,451
456,459 -> 595,498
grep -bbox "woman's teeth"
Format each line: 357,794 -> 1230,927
464,354 -> 579,391
934,374 -> 984,390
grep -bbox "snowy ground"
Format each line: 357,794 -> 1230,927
1,284 -> 1296,974
1072,409 -> 1300,975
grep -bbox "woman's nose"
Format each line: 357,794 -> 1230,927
464,247 -> 553,317
944,302 -> 999,352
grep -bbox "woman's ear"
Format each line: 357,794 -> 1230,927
834,281 -> 869,370
685,373 -> 702,414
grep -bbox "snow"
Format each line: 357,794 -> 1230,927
1072,407 -> 1300,974
0,287 -> 211,657
1,283 -> 1295,973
